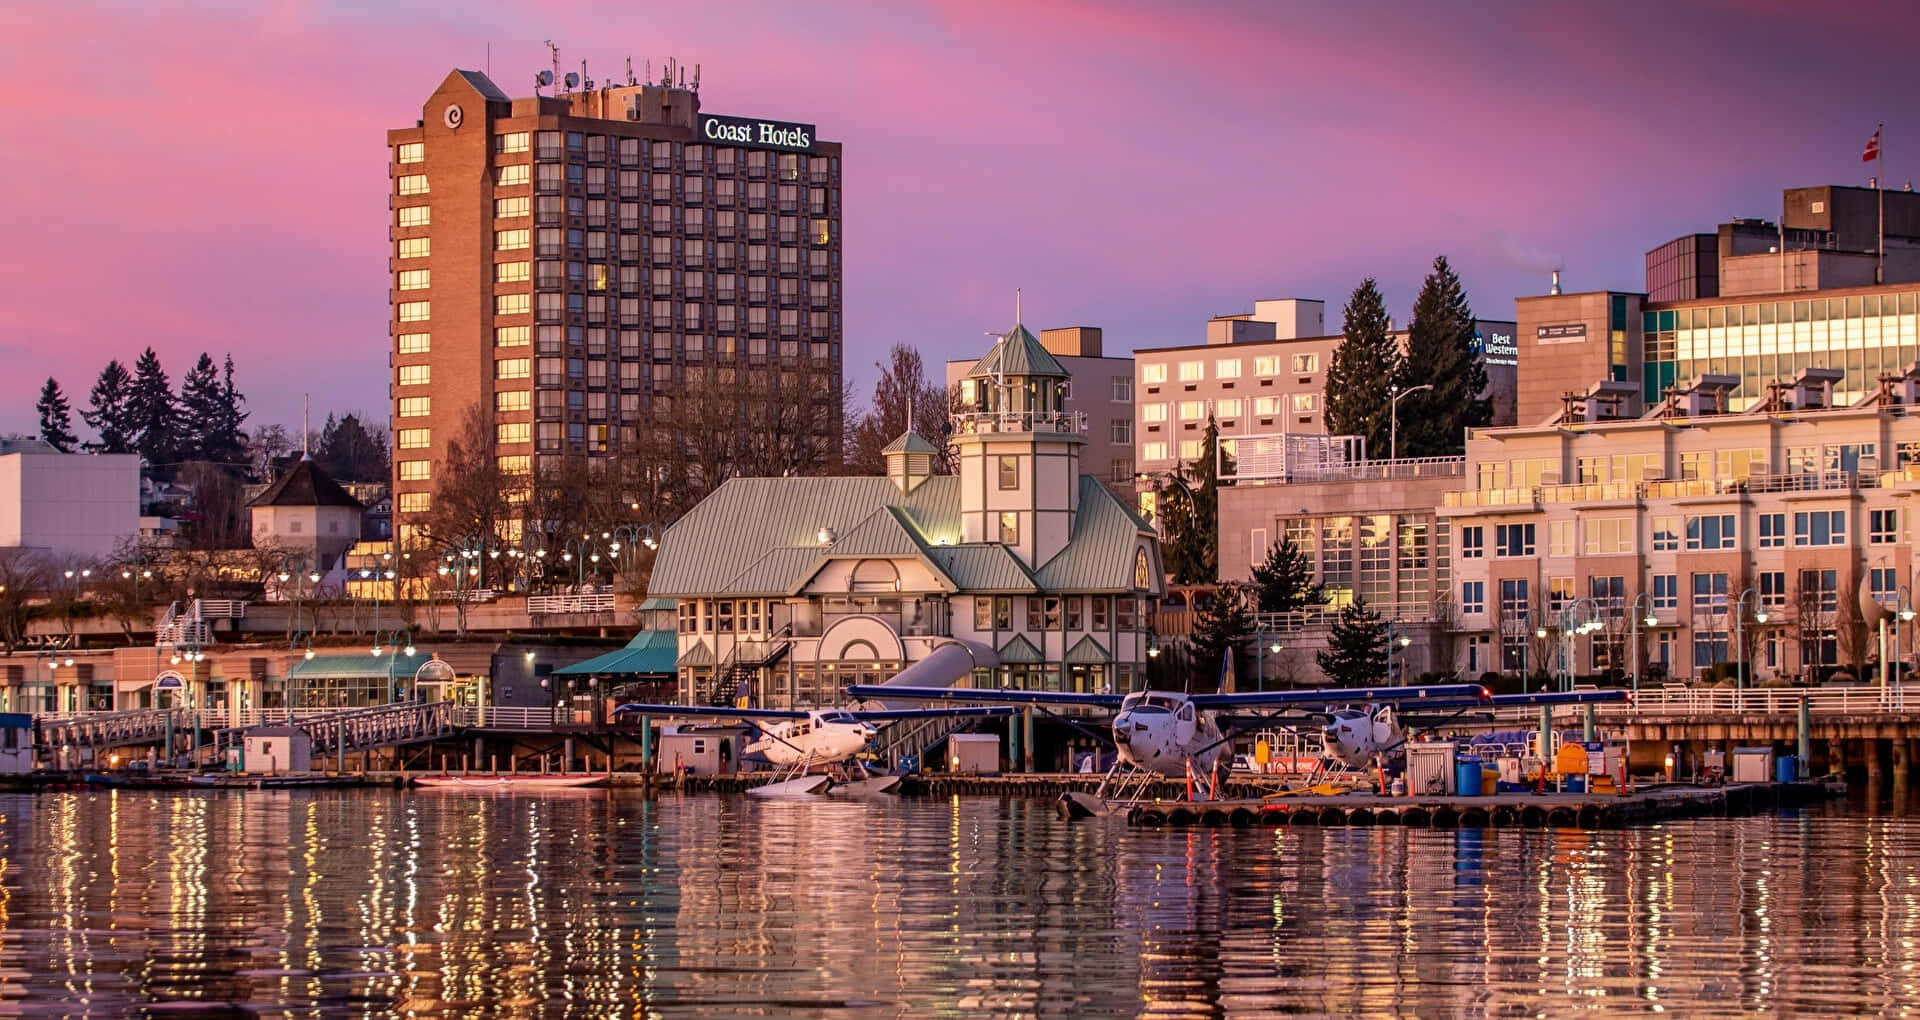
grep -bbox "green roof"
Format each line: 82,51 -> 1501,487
1032,478 -> 1160,592
881,430 -> 939,455
998,634 -> 1045,664
554,630 -> 677,676
926,544 -> 1036,592
1065,635 -> 1110,664
676,641 -> 715,668
966,324 -> 1068,379
289,651 -> 437,681
638,597 -> 677,611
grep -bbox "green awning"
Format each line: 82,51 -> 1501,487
998,634 -> 1044,664
1064,635 -> 1110,664
554,630 -> 677,676
676,641 -> 714,668
289,652 -> 437,681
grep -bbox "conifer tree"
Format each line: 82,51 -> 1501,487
127,347 -> 181,466
1324,279 -> 1401,458
1159,416 -> 1235,584
1398,255 -> 1490,457
178,353 -> 223,461
82,360 -> 136,454
1190,583 -> 1255,692
35,378 -> 77,452
1316,598 -> 1388,687
215,355 -> 250,463
1249,534 -> 1325,613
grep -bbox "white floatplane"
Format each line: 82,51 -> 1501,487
612,703 -> 1017,798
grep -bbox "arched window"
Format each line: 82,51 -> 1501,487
850,559 -> 900,593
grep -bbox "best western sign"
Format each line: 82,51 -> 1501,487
698,114 -> 817,153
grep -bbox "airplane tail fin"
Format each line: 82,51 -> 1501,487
1218,646 -> 1235,694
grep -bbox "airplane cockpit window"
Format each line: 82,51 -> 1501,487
1125,703 -> 1170,715
819,712 -> 857,725
1177,703 -> 1194,722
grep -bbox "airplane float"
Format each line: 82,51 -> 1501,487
611,702 -> 1016,798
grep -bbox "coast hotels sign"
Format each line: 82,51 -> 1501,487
698,113 -> 817,153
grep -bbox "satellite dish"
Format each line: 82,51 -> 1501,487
563,71 -> 579,89
536,70 -> 553,86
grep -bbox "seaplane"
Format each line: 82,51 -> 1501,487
611,702 -> 1016,798
847,676 -> 1628,816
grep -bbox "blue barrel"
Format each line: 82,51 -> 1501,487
1775,754 -> 1797,784
1454,756 -> 1483,797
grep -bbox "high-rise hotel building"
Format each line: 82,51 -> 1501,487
384,68 -> 842,541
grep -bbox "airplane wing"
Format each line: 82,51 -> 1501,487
844,684 -> 1125,709
611,703 -> 807,720
850,706 -> 1022,721
1188,683 -> 1489,710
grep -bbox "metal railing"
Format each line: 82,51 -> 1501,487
528,592 -> 618,615
1248,601 -> 1438,633
453,705 -> 565,730
951,409 -> 1086,436
1600,685 -> 1920,716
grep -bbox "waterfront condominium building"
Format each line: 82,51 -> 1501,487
384,67 -> 842,543
946,326 -> 1137,498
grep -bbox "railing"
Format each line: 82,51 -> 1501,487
951,409 -> 1085,436
1248,601 -> 1437,633
300,701 -> 455,753
1539,481 -> 1640,503
1286,457 -> 1467,483
454,705 -> 565,730
528,592 -> 617,615
1601,685 -> 1920,717
38,708 -> 188,751
1442,487 -> 1541,508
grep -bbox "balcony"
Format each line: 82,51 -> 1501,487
1440,487 -> 1541,511
951,408 -> 1085,437
1538,481 -> 1641,504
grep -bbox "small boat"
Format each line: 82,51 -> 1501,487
412,773 -> 608,790
827,774 -> 903,797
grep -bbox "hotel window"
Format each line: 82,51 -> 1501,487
495,390 -> 530,412
495,358 -> 530,380
1142,403 -> 1167,423
397,365 -> 430,386
1177,361 -> 1203,382
1693,630 -> 1730,670
1651,515 -> 1680,552
1254,396 -> 1280,416
397,397 -> 430,418
998,455 -> 1019,490
1549,576 -> 1575,612
397,174 -> 429,196
1216,398 -> 1242,419
1870,508 -> 1899,544
497,455 -> 531,475
398,238 -> 430,259
1142,441 -> 1168,461
395,142 -> 425,164
1215,358 -> 1241,379
999,512 -> 1019,546
496,229 -> 530,251
496,422 -> 531,445
397,301 -> 430,322
1142,364 -> 1167,384
397,428 -> 430,449
495,293 -> 529,315
1110,420 -> 1132,444
1872,567 -> 1899,607
1112,458 -> 1131,482
1793,510 -> 1846,546
1459,525 -> 1483,558
397,206 -> 430,228
495,325 -> 530,347
1178,401 -> 1205,420
397,492 -> 430,514
1759,570 -> 1787,608
1583,517 -> 1631,555
1684,513 -> 1735,550
496,131 -> 530,153
1652,573 -> 1677,611
1801,569 -> 1840,613
495,261 -> 530,284
1548,520 -> 1574,557
397,269 -> 430,291
1495,523 -> 1535,557
1291,393 -> 1318,413
398,460 -> 430,481
1498,579 -> 1529,618
1111,376 -> 1132,401
495,196 -> 530,219
1758,512 -> 1786,548
1254,356 -> 1280,376
1461,581 -> 1485,615
1178,440 -> 1203,460
1291,353 -> 1319,373
496,164 -> 530,186
396,333 -> 430,355
1691,572 -> 1729,612
1026,597 -> 1061,631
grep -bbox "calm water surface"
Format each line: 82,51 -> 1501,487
0,788 -> 1917,1016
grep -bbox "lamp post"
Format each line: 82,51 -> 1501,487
1627,592 -> 1659,695
169,639 -> 206,766
1732,587 -> 1768,693
1389,383 -> 1434,462
1554,597 -> 1604,693
373,629 -> 416,705
1253,627 -> 1284,692
1385,619 -> 1413,685
608,523 -> 658,587
561,535 -> 601,591
1897,586 -> 1916,698
1531,624 -> 1548,688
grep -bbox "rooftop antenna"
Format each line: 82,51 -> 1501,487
645,60 -> 652,87
692,63 -> 701,93
534,69 -> 553,95
301,394 -> 311,461
1016,287 -> 1022,325
580,59 -> 592,90
545,41 -> 560,93
1549,268 -> 1563,295
626,56 -> 635,86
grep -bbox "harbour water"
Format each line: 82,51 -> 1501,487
2,788 -> 1918,1016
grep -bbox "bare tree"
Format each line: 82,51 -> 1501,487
844,344 -> 954,475
0,549 -> 52,653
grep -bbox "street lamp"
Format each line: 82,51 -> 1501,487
1627,592 -> 1659,695
373,629 -> 416,705
1385,619 -> 1414,685
561,535 -> 601,591
1389,383 -> 1434,462
1732,587 -> 1767,692
1553,597 -> 1604,692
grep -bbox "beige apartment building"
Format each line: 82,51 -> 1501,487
384,67 -> 843,542
946,326 -> 1135,496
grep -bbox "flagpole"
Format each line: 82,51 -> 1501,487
1879,122 -> 1886,285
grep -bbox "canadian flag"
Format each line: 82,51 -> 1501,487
1864,126 -> 1881,163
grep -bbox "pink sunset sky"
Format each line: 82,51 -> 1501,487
3,0 -> 1917,437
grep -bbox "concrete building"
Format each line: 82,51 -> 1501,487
1645,185 -> 1920,302
0,441 -> 140,561
384,67 -> 843,542
1134,297 -> 1516,477
248,457 -> 365,593
946,326 -> 1136,496
649,325 -> 1165,707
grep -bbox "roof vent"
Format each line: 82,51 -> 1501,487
816,527 -> 836,546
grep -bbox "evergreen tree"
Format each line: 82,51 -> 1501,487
214,355 -> 250,463
35,378 -> 77,452
1316,598 -> 1389,687
1324,279 -> 1401,457
178,353 -> 222,461
82,360 -> 136,454
1249,534 -> 1325,613
127,347 -> 181,466
1398,255 -> 1490,457
318,412 -> 390,482
1190,583 -> 1255,692
1158,416 -> 1235,584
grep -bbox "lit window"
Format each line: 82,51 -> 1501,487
396,333 -> 430,354
497,422 -> 531,444
496,132 -> 530,154
1178,440 -> 1203,459
495,261 -> 530,283
1178,361 -> 1203,382
397,397 -> 431,417
496,390 -> 530,412
397,174 -> 429,196
396,142 -> 425,164
1651,515 -> 1680,552
397,365 -> 430,386
999,511 -> 1019,546
397,428 -> 431,449
1254,356 -> 1279,376
497,455 -> 531,475
1142,364 -> 1167,384
495,325 -> 530,347
496,358 -> 530,380
1178,401 -> 1205,420
495,196 -> 530,219
397,301 -> 430,322
1142,441 -> 1168,461
398,460 -> 430,481
397,206 -> 430,228
397,269 -> 430,291
1142,403 -> 1167,423
398,492 -> 430,514
1291,393 -> 1318,412
496,164 -> 529,186
495,229 -> 530,251
1254,396 -> 1279,415
495,293 -> 530,315
1215,358 -> 1241,379
998,455 -> 1019,490
398,237 -> 430,259
1216,399 -> 1242,419
1292,353 -> 1319,374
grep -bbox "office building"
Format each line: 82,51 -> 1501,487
1648,186 -> 1920,303
384,66 -> 843,542
0,441 -> 140,561
946,326 -> 1136,495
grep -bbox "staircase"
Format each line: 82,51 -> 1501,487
155,600 -> 224,650
876,713 -> 972,769
708,631 -> 792,706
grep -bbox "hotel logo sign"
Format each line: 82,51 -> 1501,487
1536,323 -> 1588,345
699,114 -> 817,153
1475,330 -> 1518,367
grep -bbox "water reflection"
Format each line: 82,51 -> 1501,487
0,791 -> 1914,1013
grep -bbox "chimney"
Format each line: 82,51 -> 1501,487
1550,269 -> 1562,296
